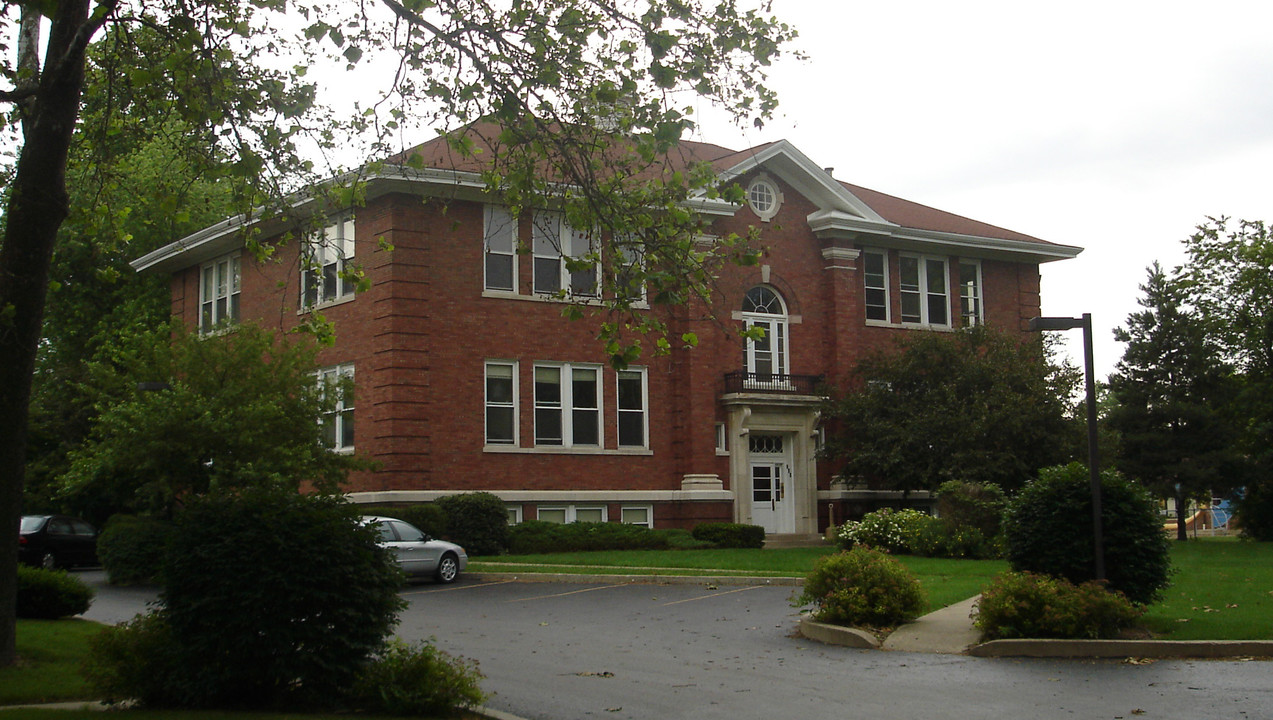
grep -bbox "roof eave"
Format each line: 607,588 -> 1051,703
808,209 -> 1082,263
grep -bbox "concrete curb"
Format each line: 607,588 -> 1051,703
469,572 -> 803,586
798,617 -> 881,649
968,639 -> 1273,659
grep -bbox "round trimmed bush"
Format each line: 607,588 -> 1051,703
435,492 -> 510,556
17,565 -> 94,619
1005,463 -> 1171,605
796,546 -> 925,627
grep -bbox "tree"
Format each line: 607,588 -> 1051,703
59,323 -> 368,520
1176,218 -> 1273,539
820,325 -> 1080,496
0,0 -> 797,664
1108,262 -> 1240,541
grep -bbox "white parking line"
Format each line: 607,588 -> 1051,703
509,583 -> 630,602
662,585 -> 762,606
401,579 -> 517,596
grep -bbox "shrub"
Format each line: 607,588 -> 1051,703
835,508 -> 935,553
97,515 -> 173,585
346,639 -> 486,716
16,565 -> 94,619
507,520 -> 670,554
1234,481 -> 1273,541
657,528 -> 715,550
795,546 -> 925,627
1005,463 -> 1171,604
435,492 -> 510,556
88,489 -> 405,709
690,522 -> 766,549
936,480 -> 1007,538
974,571 -> 1143,640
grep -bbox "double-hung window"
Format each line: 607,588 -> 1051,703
614,235 -> 646,303
199,253 -> 240,334
534,363 -> 601,447
317,363 -> 355,452
303,216 -> 356,307
485,361 -> 518,445
616,368 -> 648,448
484,205 -> 517,292
899,254 -> 950,326
863,249 -> 889,322
959,260 -> 983,327
532,212 -> 599,296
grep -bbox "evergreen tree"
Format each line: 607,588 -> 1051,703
1108,263 -> 1240,541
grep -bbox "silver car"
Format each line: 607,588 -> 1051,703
362,516 -> 467,583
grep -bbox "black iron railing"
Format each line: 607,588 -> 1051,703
722,371 -> 824,395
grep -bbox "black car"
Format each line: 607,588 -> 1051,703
18,515 -> 98,569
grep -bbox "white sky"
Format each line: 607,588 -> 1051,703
689,0 -> 1273,378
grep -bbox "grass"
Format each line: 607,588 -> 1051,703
0,620 -> 102,705
1142,537 -> 1273,640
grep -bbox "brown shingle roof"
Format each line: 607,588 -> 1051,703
398,128 -> 1047,245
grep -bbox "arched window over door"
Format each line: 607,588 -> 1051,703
741,285 -> 789,384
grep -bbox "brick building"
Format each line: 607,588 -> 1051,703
133,133 -> 1080,539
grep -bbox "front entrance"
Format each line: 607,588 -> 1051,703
749,434 -> 795,534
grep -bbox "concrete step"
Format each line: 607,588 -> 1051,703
763,533 -> 826,549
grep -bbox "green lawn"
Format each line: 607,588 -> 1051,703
1141,538 -> 1273,640
0,620 -> 102,705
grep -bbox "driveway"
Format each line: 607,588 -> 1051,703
79,572 -> 1272,720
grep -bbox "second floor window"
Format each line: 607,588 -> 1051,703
900,254 -> 949,327
959,260 -> 983,326
863,249 -> 888,321
303,216 -> 355,308
317,363 -> 355,452
484,204 -> 517,292
199,253 -> 240,334
532,212 -> 598,296
742,285 -> 789,380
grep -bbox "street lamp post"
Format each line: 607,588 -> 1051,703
1028,313 -> 1105,581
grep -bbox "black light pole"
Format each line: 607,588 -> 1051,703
1028,313 -> 1105,581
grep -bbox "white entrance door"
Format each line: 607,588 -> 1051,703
749,434 -> 794,534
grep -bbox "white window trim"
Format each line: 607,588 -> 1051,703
537,505 -> 609,523
620,505 -> 654,528
484,204 -> 518,293
959,259 -> 984,327
302,215 -> 356,310
484,360 -> 519,447
198,252 -> 241,335
715,422 -> 729,456
316,363 -> 355,453
616,367 -> 649,449
534,362 -> 604,448
506,505 -> 523,525
899,253 -> 951,328
863,248 -> 890,323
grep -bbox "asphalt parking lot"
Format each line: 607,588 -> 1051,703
81,573 -> 1273,720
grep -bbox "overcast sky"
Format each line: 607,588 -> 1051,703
690,0 -> 1273,377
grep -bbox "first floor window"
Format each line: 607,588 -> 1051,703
485,361 -> 517,444
899,254 -> 949,326
534,363 -> 602,447
617,368 -> 648,447
199,253 -> 240,333
539,505 -> 607,523
959,260 -> 983,326
303,215 -> 356,307
621,506 -> 653,528
863,249 -> 888,321
317,363 -> 355,451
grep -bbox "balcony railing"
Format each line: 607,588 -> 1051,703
723,371 -> 825,395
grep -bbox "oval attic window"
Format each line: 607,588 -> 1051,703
747,177 -> 780,221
